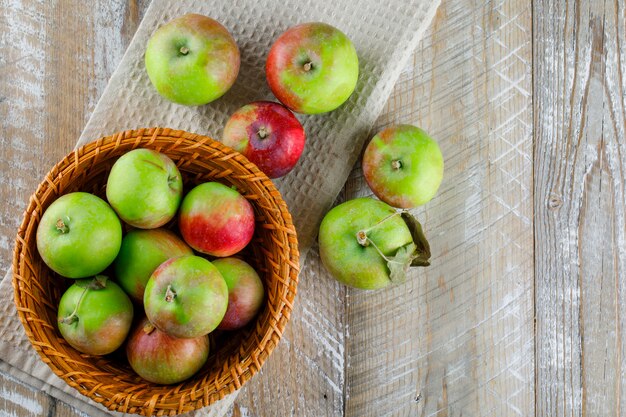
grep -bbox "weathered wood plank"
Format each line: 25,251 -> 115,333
534,0 -> 626,416
0,373 -> 84,417
344,0 -> 534,416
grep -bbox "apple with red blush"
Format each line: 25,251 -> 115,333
213,258 -> 264,330
179,182 -> 255,257
362,125 -> 444,208
144,255 -> 228,339
222,101 -> 305,178
266,22 -> 359,114
126,317 -> 209,384
57,276 -> 133,355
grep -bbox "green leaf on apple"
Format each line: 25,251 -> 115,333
387,243 -> 416,284
401,212 -> 431,267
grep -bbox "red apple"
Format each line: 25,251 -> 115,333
222,101 -> 305,178
179,182 -> 255,257
144,255 -> 228,338
213,258 -> 265,330
266,22 -> 359,114
126,317 -> 209,384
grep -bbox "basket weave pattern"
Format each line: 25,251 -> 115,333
12,127 -> 299,416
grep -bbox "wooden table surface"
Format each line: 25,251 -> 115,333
1,0 -> 625,416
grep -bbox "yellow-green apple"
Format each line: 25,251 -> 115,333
179,182 -> 255,257
362,125 -> 444,208
318,197 -> 431,290
144,255 -> 228,338
266,22 -> 359,114
222,101 -> 305,178
126,317 -> 209,384
213,258 -> 264,330
114,229 -> 193,304
145,13 -> 240,106
57,276 -> 133,355
36,192 -> 122,278
106,149 -> 183,229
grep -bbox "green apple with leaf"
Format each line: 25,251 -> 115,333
318,197 -> 430,290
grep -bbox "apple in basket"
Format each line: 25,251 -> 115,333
266,22 -> 359,114
318,197 -> 431,290
143,255 -> 228,339
126,317 -> 209,385
113,228 -> 193,304
145,13 -> 240,106
178,182 -> 255,257
222,101 -> 306,178
106,148 -> 183,229
57,276 -> 133,355
36,192 -> 122,278
362,125 -> 444,208
213,257 -> 265,330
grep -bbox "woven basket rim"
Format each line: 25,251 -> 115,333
12,127 -> 300,416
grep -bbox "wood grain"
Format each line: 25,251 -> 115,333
534,0 -> 626,416
344,0 -> 534,416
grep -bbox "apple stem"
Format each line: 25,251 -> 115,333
257,126 -> 269,139
143,321 -> 156,335
356,230 -> 369,247
359,210 -> 405,235
59,285 -> 89,326
56,218 -> 69,234
303,61 -> 313,72
391,160 -> 402,170
179,46 -> 189,55
165,285 -> 177,302
361,236 -> 402,265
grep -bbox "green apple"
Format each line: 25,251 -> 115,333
113,229 -> 193,304
318,197 -> 430,290
144,255 -> 228,338
106,148 -> 183,229
145,13 -> 240,106
266,22 -> 359,114
58,276 -> 133,355
36,192 -> 122,278
362,125 -> 444,208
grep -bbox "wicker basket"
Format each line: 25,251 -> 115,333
12,127 -> 299,416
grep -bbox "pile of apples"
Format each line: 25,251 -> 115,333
142,13 -> 445,291
37,149 -> 264,384
36,10 -> 445,386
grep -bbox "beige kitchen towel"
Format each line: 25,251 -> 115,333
0,0 -> 440,415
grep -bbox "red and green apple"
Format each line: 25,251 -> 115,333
126,317 -> 209,384
145,13 -> 240,106
222,101 -> 305,178
57,276 -> 133,355
213,257 -> 265,330
179,182 -> 255,257
36,192 -> 122,278
144,255 -> 228,339
266,22 -> 359,114
362,125 -> 444,208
